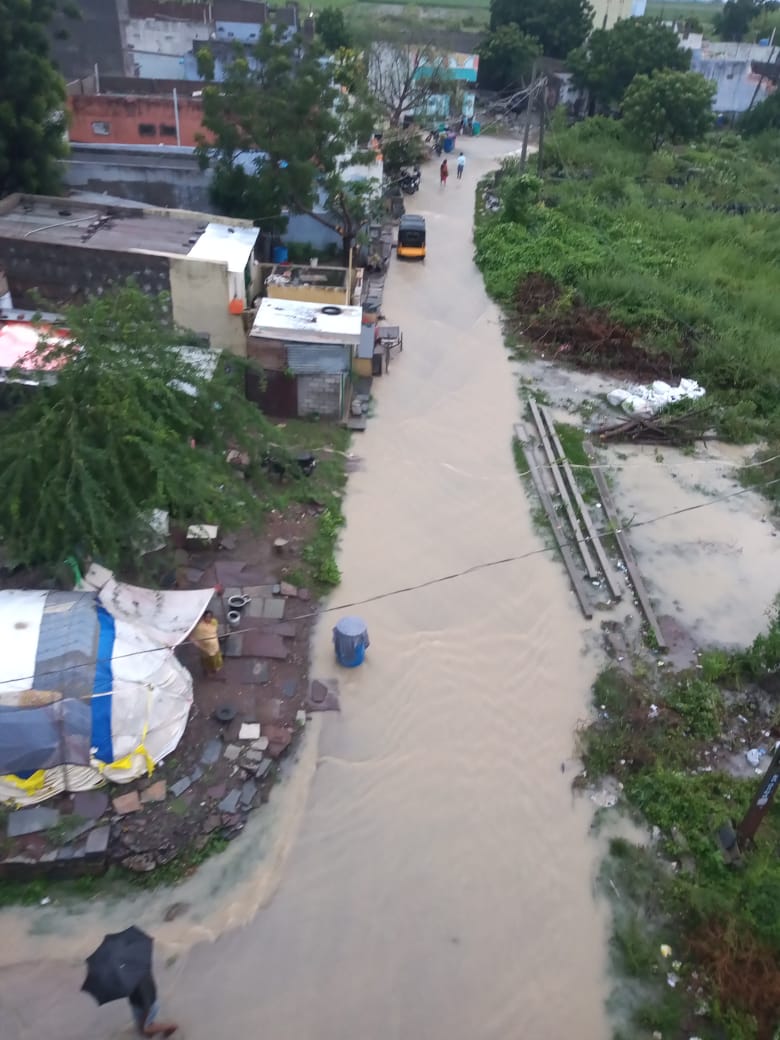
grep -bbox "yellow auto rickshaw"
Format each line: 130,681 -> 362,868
397,214 -> 426,260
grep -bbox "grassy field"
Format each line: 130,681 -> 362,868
475,118 -> 780,452
646,0 -> 723,31
311,0 -> 723,28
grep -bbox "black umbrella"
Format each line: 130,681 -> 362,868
82,926 -> 153,1005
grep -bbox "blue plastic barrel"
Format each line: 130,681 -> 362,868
472,121 -> 481,136
443,135 -> 455,153
272,244 -> 289,264
333,616 -> 370,668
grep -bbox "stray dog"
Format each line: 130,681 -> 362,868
262,451 -> 317,481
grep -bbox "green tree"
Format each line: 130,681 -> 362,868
740,90 -> 780,134
0,284 -> 271,569
489,0 -> 593,59
196,30 -> 378,261
747,4 -> 780,39
0,0 -> 78,196
367,41 -> 450,126
478,23 -> 541,92
714,0 -> 763,41
568,17 -> 691,110
622,70 -> 715,150
380,130 -> 427,176
316,6 -> 351,52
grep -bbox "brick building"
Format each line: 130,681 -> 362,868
67,77 -> 209,148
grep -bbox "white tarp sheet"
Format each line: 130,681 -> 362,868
0,572 -> 213,805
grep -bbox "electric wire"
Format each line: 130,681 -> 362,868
2,471 -> 779,699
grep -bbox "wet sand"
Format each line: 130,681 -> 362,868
0,136 -> 609,1039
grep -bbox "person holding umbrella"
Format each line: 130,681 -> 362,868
129,973 -> 178,1036
82,926 -> 178,1037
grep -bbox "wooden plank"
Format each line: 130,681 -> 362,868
514,424 -> 593,620
584,440 -> 667,649
539,406 -> 623,601
528,398 -> 599,580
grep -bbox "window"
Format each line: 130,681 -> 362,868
91,121 -> 111,136
159,124 -> 177,138
138,123 -> 156,137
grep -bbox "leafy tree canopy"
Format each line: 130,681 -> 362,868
568,17 -> 691,109
380,130 -> 427,175
747,3 -> 780,39
316,6 -> 352,52
478,23 -> 541,92
0,0 -> 78,196
622,70 -> 715,151
367,41 -> 451,127
0,284 -> 271,569
489,0 -> 593,58
196,30 -> 379,259
715,0 -> 771,41
740,89 -> 780,134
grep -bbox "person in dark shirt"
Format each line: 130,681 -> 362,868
128,973 -> 178,1037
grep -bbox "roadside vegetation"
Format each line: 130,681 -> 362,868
0,283 -> 348,590
580,607 -> 780,1039
475,120 -> 780,493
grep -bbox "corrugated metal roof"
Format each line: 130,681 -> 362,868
287,344 -> 350,374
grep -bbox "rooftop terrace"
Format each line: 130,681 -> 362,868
0,197 -> 254,260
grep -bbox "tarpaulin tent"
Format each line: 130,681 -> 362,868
0,566 -> 212,806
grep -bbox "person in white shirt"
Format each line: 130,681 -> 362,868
456,152 -> 466,180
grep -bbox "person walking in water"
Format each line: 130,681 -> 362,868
456,152 -> 466,181
440,158 -> 449,187
128,973 -> 178,1037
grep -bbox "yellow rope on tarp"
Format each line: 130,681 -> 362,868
97,685 -> 155,778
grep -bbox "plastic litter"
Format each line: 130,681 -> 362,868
746,748 -> 762,767
607,377 -> 705,417
660,944 -> 672,958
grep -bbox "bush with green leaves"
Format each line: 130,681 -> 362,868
0,284 -> 272,569
622,70 -> 716,150
474,119 -> 780,442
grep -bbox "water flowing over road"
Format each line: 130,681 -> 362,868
0,136 -> 608,1040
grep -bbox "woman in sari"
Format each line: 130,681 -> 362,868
193,610 -> 223,675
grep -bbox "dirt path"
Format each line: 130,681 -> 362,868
0,136 -> 609,1040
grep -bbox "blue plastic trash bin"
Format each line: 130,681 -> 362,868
333,616 -> 370,668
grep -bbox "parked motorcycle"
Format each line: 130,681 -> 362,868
399,167 -> 421,195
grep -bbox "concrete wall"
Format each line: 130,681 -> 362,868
168,255 -> 247,355
0,236 -> 171,308
124,17 -> 211,56
690,45 -> 775,113
267,284 -> 349,305
284,214 -> 341,251
130,52 -> 192,79
297,373 -> 344,419
215,19 -> 264,42
68,94 -> 207,147
62,146 -> 214,212
591,0 -> 636,30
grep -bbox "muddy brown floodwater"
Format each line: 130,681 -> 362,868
0,136 -> 609,1040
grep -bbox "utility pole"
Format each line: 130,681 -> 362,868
737,742 -> 780,846
520,62 -> 537,169
537,81 -> 547,176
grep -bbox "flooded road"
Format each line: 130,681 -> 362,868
0,136 -> 609,1040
